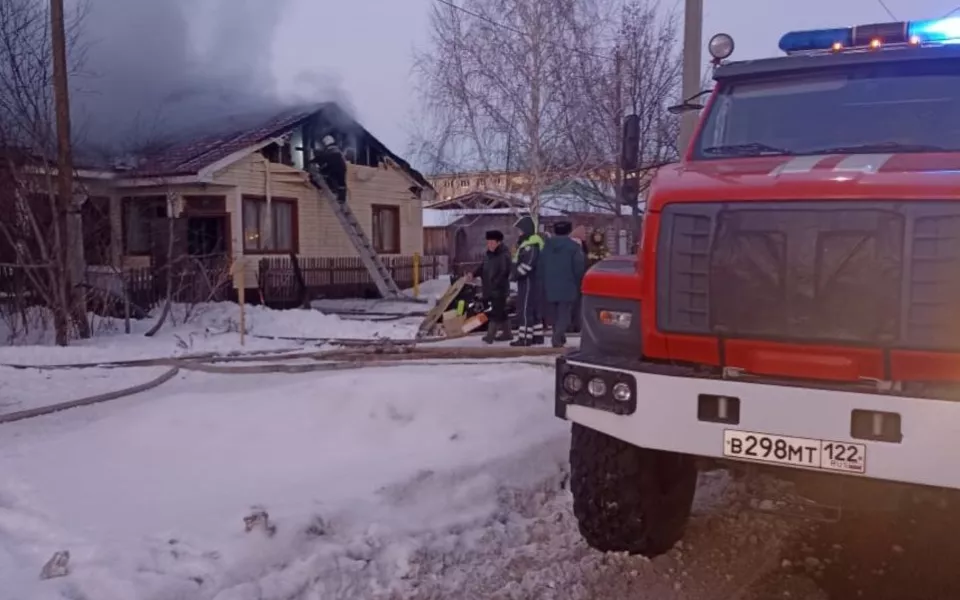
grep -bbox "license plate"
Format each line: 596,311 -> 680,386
723,430 -> 866,475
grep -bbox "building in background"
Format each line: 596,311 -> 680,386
422,191 -> 636,275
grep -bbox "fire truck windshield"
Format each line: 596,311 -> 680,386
693,57 -> 960,160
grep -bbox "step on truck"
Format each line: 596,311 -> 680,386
557,16 -> 960,556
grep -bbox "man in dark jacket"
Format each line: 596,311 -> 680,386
313,134 -> 348,203
511,215 -> 545,346
469,230 -> 512,343
539,221 -> 586,347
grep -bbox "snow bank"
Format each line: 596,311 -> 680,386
0,363 -> 567,599
0,302 -> 422,366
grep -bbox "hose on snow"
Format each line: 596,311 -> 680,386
0,345 -> 564,424
0,367 -> 181,425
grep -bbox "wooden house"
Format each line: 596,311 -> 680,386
3,103 -> 434,301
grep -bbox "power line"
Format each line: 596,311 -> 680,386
876,0 -> 897,20
943,4 -> 960,17
432,0 -> 617,61
434,0 -> 526,36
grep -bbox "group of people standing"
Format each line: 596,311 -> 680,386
470,216 -> 610,348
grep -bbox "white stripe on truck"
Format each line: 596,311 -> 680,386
832,153 -> 893,173
768,155 -> 829,175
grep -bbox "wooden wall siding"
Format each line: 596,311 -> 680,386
212,154 -> 423,254
212,153 -> 323,270
344,164 -> 423,256
110,151 -> 425,289
422,227 -> 449,256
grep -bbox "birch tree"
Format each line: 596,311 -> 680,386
558,0 -> 682,215
414,0 -> 596,216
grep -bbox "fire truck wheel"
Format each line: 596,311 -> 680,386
570,423 -> 698,556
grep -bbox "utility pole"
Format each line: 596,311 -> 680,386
613,46 -> 623,244
50,0 -> 88,340
677,0 -> 704,156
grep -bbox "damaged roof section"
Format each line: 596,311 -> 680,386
118,102 -> 431,189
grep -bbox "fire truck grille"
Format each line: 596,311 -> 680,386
656,201 -> 960,350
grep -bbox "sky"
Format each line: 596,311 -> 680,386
267,0 -> 959,156
69,0 -> 960,158
271,0 -> 434,155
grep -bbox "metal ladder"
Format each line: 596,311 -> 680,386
307,171 -> 406,299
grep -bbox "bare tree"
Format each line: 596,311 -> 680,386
414,0 -> 602,216
557,0 -> 682,215
0,0 -> 90,345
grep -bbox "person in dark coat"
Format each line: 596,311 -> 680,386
538,221 -> 586,347
313,135 -> 348,203
511,215 -> 545,346
469,230 -> 513,343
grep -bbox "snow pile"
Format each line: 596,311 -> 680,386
199,301 -> 421,339
0,363 -> 568,599
0,302 -> 422,366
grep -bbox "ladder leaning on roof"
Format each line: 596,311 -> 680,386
307,168 -> 412,300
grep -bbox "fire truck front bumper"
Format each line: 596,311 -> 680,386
556,352 -> 960,490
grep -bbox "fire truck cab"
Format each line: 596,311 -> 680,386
556,17 -> 960,557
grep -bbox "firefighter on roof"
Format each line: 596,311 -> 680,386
511,215 -> 545,346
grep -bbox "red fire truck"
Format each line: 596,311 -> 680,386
556,17 -> 960,556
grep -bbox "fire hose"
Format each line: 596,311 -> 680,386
0,345 -> 564,425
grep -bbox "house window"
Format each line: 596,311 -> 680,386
123,196 -> 167,255
371,204 -> 400,254
242,196 -> 298,253
460,179 -> 468,187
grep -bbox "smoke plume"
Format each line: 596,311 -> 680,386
69,0 -> 347,156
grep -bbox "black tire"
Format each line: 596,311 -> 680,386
570,423 -> 698,556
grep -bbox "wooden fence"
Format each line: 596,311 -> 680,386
258,254 -> 452,304
0,256 -> 233,318
2,252 -> 486,315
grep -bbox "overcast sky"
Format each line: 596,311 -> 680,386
271,0 -> 956,154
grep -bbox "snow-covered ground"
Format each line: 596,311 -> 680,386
0,363 -> 569,600
0,300 -> 577,599
0,278 -> 465,367
0,299 -> 807,600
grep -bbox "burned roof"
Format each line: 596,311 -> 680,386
124,102 -> 431,189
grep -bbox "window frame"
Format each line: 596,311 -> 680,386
371,204 -> 401,254
241,195 -> 299,254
